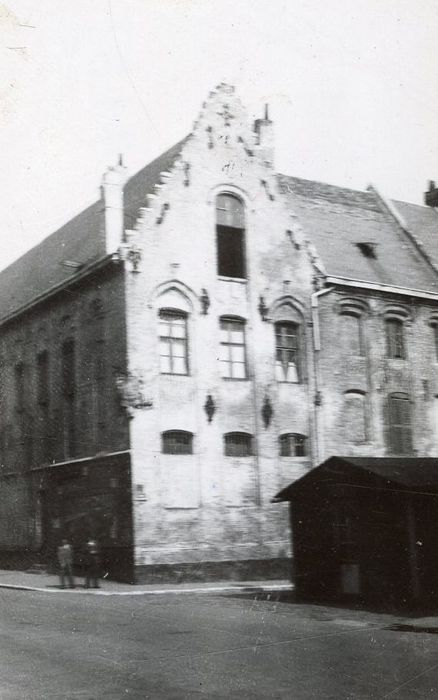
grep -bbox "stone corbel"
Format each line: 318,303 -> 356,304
115,371 -> 153,418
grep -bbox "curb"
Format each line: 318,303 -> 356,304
0,582 -> 294,597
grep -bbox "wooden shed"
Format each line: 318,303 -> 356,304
274,456 -> 438,609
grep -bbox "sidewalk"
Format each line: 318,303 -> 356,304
0,569 -> 293,597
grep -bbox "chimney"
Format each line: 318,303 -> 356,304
425,180 -> 438,207
101,155 -> 128,253
254,104 -> 274,168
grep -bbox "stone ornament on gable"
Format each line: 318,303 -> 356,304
115,371 -> 153,418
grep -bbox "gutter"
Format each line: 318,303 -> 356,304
311,286 -> 334,464
0,252 -> 120,330
326,275 -> 438,302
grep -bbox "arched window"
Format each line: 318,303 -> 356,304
224,432 -> 253,457
279,433 -> 308,457
216,193 -> 246,278
385,318 -> 405,359
161,430 -> 193,455
344,391 -> 367,444
159,309 -> 188,375
275,321 -> 300,382
219,317 -> 247,379
340,312 -> 363,356
388,393 -> 412,454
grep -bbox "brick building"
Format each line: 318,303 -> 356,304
1,84 -> 438,582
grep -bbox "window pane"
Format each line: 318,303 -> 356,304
172,357 -> 186,374
160,355 -> 172,373
232,362 -> 246,379
220,360 -> 232,378
230,345 -> 245,363
172,339 -> 186,358
229,327 -> 244,344
171,320 -> 186,339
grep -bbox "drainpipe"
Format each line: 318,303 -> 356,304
311,286 -> 334,464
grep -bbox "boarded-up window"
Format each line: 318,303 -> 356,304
344,391 -> 367,444
340,312 -> 363,356
388,393 -> 412,454
216,194 -> 246,278
386,318 -> 405,359
37,351 -> 49,406
14,362 -> 24,413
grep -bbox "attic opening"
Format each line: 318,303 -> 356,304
356,242 -> 377,259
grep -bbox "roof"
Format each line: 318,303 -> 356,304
278,175 -> 438,294
0,137 -> 188,323
392,199 -> 438,269
274,456 -> 438,500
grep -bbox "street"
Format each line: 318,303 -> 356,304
1,588 -> 438,699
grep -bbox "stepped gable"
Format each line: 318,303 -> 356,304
392,199 -> 438,269
0,137 -> 188,324
123,136 -> 189,229
278,174 -> 438,293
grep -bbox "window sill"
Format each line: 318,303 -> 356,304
222,377 -> 249,382
160,373 -> 190,378
217,276 -> 247,284
276,380 -> 303,385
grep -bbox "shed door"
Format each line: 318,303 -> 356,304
333,503 -> 361,596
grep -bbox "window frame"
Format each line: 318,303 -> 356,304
216,193 -> 246,279
279,433 -> 308,457
159,309 -> 189,376
161,430 -> 193,455
274,321 -> 301,383
219,317 -> 247,380
224,432 -> 254,457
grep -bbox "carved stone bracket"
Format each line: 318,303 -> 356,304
115,371 -> 153,418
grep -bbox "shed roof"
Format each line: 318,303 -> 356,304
277,175 -> 438,293
274,456 -> 438,500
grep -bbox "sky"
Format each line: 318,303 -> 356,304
1,0 -> 438,271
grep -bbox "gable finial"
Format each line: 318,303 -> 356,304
264,103 -> 269,121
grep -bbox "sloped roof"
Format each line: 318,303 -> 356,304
275,455 -> 438,500
278,175 -> 438,293
392,199 -> 438,269
0,137 -> 188,323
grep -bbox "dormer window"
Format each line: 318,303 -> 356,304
216,194 -> 246,278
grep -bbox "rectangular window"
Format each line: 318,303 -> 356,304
61,340 -> 76,458
15,362 -> 24,413
275,322 -> 300,382
62,340 -> 75,397
159,311 -> 188,375
386,318 -> 405,359
279,433 -> 307,457
37,351 -> 49,406
388,394 -> 412,454
224,432 -> 253,457
220,318 -> 247,379
162,431 -> 193,455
